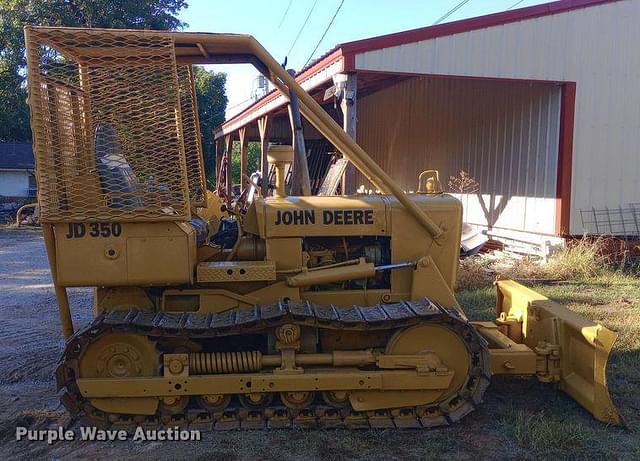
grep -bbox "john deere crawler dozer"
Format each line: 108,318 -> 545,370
24,26 -> 622,429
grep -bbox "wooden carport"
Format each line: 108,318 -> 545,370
213,55 -> 409,196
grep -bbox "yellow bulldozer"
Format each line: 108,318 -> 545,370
24,26 -> 621,429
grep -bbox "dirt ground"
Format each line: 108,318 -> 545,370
0,227 -> 637,460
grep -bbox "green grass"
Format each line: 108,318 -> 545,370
457,286 -> 496,320
500,408 -> 624,460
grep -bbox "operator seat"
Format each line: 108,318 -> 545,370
94,123 -> 209,246
94,123 -> 143,208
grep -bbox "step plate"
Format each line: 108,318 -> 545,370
197,261 -> 276,283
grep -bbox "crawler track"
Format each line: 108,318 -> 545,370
57,299 -> 491,430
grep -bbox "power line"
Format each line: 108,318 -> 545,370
433,0 -> 471,25
303,0 -> 345,68
278,0 -> 293,29
286,0 -> 319,59
507,0 -> 526,10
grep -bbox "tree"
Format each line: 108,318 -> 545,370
1,0 -> 229,190
193,66 -> 227,182
0,0 -> 189,142
0,59 -> 30,142
231,142 -> 261,185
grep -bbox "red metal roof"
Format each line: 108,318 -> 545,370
216,0 -> 621,138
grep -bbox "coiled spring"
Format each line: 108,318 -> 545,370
189,351 -> 263,374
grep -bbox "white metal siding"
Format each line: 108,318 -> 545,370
357,77 -> 561,234
355,0 -> 640,234
0,171 -> 30,197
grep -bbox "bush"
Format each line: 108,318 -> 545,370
456,237 -> 614,291
456,257 -> 492,290
544,236 -> 608,279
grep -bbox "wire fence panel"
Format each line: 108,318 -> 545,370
580,206 -> 640,237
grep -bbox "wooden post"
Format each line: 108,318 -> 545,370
288,102 -> 312,196
224,133 -> 233,206
287,70 -> 311,196
215,138 -> 224,186
336,73 -> 357,194
238,126 -> 248,194
257,115 -> 271,197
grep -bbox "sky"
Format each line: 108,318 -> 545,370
179,0 -> 551,118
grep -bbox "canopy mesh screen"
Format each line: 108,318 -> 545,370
25,27 -> 205,222
177,64 -> 207,207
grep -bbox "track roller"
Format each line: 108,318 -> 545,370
196,394 -> 231,412
160,396 -> 189,414
281,391 -> 315,409
322,391 -> 350,408
239,393 -> 273,409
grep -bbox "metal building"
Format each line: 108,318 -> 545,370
214,0 -> 640,240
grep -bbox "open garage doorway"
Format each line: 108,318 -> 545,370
356,75 -> 564,239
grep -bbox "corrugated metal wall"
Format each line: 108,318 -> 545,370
357,76 -> 561,234
355,0 -> 640,234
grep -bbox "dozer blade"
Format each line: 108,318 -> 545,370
495,280 -> 623,426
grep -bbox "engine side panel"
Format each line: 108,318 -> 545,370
386,194 -> 462,293
254,196 -> 389,237
54,222 -> 196,286
251,194 -> 462,293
